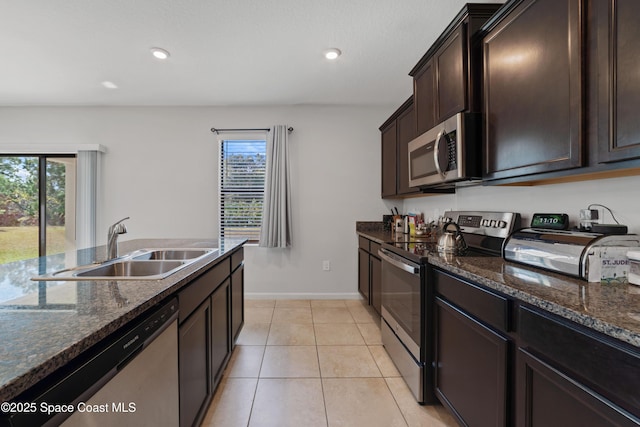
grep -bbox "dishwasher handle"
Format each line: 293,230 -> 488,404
378,248 -> 421,275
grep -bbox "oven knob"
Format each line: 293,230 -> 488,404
497,220 -> 507,228
490,220 -> 497,227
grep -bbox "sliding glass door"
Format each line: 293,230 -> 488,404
0,155 -> 76,264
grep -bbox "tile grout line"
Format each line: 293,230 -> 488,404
245,315 -> 273,427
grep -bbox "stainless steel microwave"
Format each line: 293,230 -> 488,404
408,112 -> 481,188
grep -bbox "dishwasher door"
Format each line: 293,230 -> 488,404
61,320 -> 179,427
1,298 -> 180,427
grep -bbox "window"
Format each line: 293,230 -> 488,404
219,139 -> 266,242
0,155 -> 76,264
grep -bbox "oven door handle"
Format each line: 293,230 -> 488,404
378,248 -> 421,275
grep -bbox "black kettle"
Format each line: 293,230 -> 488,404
437,222 -> 468,255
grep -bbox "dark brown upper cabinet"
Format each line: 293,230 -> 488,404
593,0 -> 640,164
482,0 -> 583,181
380,97 -> 420,198
410,4 -> 502,137
380,118 -> 398,198
396,100 -> 419,195
413,59 -> 436,135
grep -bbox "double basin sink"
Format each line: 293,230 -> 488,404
33,248 -> 218,281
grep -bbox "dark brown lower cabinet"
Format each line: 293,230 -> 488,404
358,248 -> 370,302
179,300 -> 211,427
517,304 -> 640,426
433,268 -> 640,426
177,247 -> 245,427
516,348 -> 639,427
211,279 -> 230,387
357,236 -> 381,315
370,255 -> 382,314
435,297 -> 509,427
230,263 -> 244,344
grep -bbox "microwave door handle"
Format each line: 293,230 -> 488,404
433,129 -> 445,177
378,249 -> 420,275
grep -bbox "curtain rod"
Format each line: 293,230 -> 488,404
210,127 -> 293,134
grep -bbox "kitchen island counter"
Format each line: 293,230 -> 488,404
0,238 -> 245,402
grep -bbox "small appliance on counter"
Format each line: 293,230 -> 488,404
503,229 -> 640,283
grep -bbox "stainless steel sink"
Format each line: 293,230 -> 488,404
131,249 -> 211,261
75,260 -> 185,279
32,247 -> 218,281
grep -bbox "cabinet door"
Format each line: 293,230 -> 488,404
516,349 -> 639,427
518,304 -> 640,418
396,101 -> 420,195
230,264 -> 244,345
179,301 -> 211,427
435,24 -> 467,122
596,0 -> 640,163
414,59 -> 436,135
381,121 -> 397,197
211,280 -> 230,387
435,297 -> 509,427
358,248 -> 370,303
370,255 -> 382,315
483,0 -> 583,180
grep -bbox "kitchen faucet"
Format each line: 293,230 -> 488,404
107,217 -> 129,260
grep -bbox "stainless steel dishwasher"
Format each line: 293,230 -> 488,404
3,297 -> 179,427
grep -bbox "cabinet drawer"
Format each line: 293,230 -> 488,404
358,236 -> 371,251
518,304 -> 640,417
435,269 -> 510,332
179,259 -> 230,323
231,247 -> 244,272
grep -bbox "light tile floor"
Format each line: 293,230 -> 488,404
201,299 -> 457,427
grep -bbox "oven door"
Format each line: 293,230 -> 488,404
378,248 -> 423,360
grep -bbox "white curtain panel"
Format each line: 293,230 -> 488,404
76,150 -> 99,250
259,125 -> 292,248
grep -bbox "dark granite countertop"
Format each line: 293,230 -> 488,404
0,238 -> 245,402
357,227 -> 640,349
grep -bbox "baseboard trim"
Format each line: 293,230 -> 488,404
245,292 -> 363,300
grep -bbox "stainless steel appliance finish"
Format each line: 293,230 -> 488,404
32,248 -> 218,281
379,247 -> 427,403
2,298 -> 179,427
408,112 -> 480,188
503,228 -> 640,279
436,222 -> 468,255
379,211 -> 521,404
444,210 -> 521,255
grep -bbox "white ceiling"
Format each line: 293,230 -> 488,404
1,0 -> 503,107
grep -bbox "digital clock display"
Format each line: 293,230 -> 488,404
530,213 -> 569,230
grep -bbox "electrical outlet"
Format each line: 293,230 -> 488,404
322,260 -> 331,271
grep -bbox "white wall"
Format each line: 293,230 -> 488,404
0,105 -> 391,298
3,105 -> 638,298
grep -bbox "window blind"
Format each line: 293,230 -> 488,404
219,140 -> 266,242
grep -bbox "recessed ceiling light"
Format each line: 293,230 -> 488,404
324,48 -> 342,60
150,47 -> 170,60
101,81 -> 118,89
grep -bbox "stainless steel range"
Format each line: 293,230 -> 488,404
379,210 -> 520,404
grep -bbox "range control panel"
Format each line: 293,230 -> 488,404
444,211 -> 521,239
